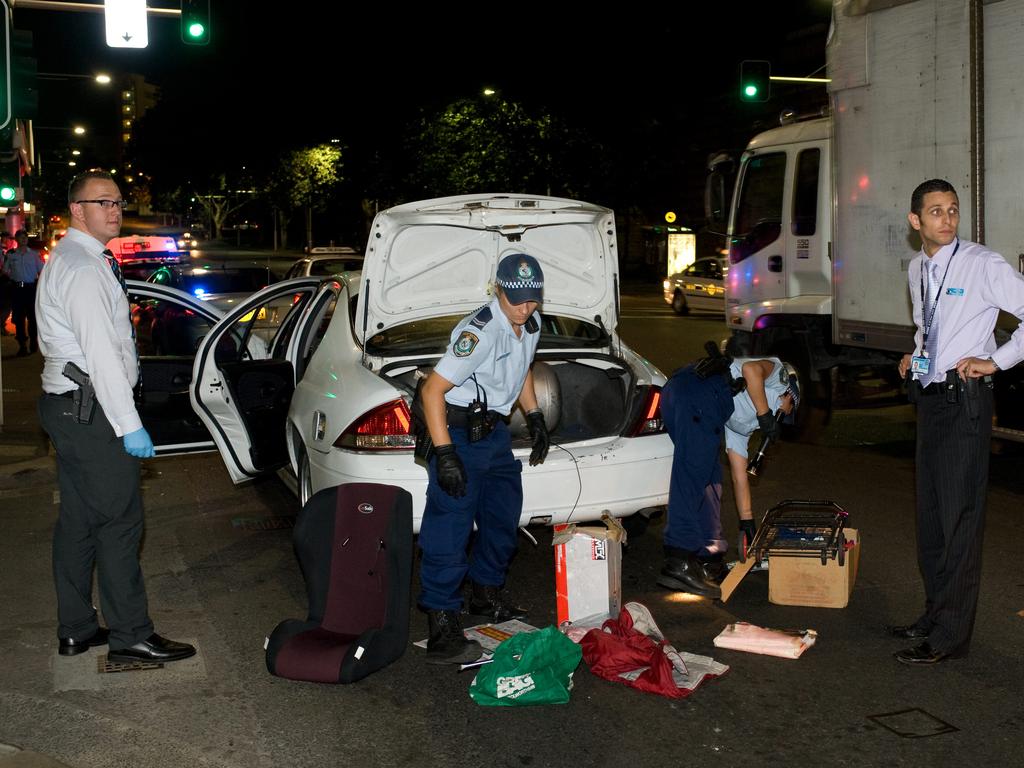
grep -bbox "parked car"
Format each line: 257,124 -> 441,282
663,256 -> 728,315
283,250 -> 364,279
145,264 -> 273,312
128,194 -> 672,533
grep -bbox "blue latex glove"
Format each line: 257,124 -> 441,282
123,427 -> 155,458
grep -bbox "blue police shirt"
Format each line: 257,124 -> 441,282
3,246 -> 45,284
724,357 -> 789,458
434,296 -> 541,415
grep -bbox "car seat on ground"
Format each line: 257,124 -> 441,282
265,482 -> 413,683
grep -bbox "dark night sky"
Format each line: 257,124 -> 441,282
15,1 -> 833,222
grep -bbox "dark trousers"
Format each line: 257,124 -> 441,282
661,365 -> 735,556
38,394 -> 154,649
11,282 -> 37,347
418,422 -> 522,611
913,382 -> 992,654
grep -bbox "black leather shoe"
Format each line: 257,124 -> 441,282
657,555 -> 722,599
466,582 -> 528,623
107,633 -> 196,664
894,641 -> 961,666
888,623 -> 930,640
58,627 -> 110,656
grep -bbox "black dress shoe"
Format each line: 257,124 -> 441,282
888,623 -> 930,640
58,627 -> 110,656
107,633 -> 196,664
657,555 -> 722,599
894,641 -> 961,666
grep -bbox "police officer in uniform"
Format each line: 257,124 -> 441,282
3,229 -> 45,355
35,170 -> 195,663
416,253 -> 550,664
658,354 -> 798,599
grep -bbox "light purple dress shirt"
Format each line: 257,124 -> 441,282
908,237 -> 1024,378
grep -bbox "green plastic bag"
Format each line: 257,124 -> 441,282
470,626 -> 582,706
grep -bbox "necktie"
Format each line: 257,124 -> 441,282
103,248 -> 127,295
923,260 -> 940,385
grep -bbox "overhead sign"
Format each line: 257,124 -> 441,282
664,211 -> 676,224
104,0 -> 148,49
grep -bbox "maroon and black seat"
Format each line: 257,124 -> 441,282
266,483 -> 413,683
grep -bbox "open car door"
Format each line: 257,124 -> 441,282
126,280 -> 226,456
191,278 -> 321,483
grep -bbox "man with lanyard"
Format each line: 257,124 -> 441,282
657,354 -> 797,599
893,178 -> 1024,665
35,169 -> 195,664
3,229 -> 45,356
415,253 -> 550,664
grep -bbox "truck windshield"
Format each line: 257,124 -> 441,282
731,152 -> 786,263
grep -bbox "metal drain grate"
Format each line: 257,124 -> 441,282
98,656 -> 165,674
231,516 -> 296,531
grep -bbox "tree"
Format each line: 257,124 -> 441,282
264,143 -> 344,251
192,174 -> 252,240
406,96 -> 609,201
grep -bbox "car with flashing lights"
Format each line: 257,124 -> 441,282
126,194 -> 672,533
662,256 -> 728,315
282,249 -> 364,279
145,264 -> 273,312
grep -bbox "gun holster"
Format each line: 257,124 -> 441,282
410,380 -> 434,463
62,362 -> 97,425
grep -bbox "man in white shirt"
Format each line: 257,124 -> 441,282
36,169 -> 195,663
893,178 -> 1024,665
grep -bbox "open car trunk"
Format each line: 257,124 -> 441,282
380,356 -> 640,444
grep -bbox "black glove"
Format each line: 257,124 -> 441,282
738,518 -> 757,549
434,444 -> 467,497
526,410 -> 550,466
756,411 -> 778,442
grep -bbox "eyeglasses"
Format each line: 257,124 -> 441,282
73,199 -> 128,210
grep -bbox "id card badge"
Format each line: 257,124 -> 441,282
911,355 -> 931,376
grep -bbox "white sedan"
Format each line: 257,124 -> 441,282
130,194 -> 672,532
663,256 -> 728,315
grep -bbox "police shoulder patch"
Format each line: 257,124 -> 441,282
453,330 -> 480,357
470,306 -> 492,329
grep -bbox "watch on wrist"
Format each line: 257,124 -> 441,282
990,358 -> 1000,371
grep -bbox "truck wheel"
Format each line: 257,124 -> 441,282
671,291 -> 689,316
772,341 -> 829,443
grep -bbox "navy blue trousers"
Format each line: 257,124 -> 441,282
418,422 -> 523,611
660,366 -> 735,556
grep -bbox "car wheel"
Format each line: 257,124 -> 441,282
671,291 -> 689,316
298,444 -> 313,508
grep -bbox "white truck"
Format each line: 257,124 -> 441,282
709,0 -> 1024,439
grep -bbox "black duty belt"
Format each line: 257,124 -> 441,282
48,390 -> 78,399
445,404 -> 508,430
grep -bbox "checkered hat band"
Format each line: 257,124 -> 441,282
497,279 -> 543,289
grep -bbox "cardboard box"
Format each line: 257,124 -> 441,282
552,514 -> 625,626
768,528 -> 860,608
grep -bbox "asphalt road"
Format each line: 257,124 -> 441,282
0,250 -> 1020,768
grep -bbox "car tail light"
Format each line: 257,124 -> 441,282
625,386 -> 665,437
334,398 -> 416,451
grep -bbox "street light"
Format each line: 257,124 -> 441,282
73,126 -> 85,135
38,72 -> 113,85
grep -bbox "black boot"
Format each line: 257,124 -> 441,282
657,551 -> 722,598
425,610 -> 483,665
467,582 -> 528,623
698,553 -> 728,585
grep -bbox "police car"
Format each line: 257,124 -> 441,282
127,194 -> 672,532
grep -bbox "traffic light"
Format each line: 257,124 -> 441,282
0,159 -> 16,203
10,29 -> 36,119
740,60 -> 771,102
181,0 -> 210,45
0,1 -> 10,130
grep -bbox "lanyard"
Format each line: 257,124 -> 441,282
920,238 -> 959,352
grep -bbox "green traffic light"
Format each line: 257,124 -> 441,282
187,22 -> 205,39
0,186 -> 16,202
744,84 -> 758,98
